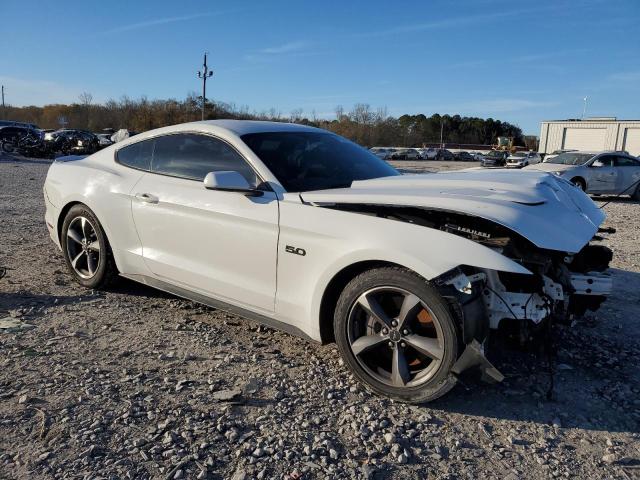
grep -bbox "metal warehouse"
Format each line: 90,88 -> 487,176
539,118 -> 640,156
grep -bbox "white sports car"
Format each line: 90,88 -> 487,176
44,120 -> 613,403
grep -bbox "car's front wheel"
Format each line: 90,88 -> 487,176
61,204 -> 118,289
571,177 -> 586,191
334,267 -> 458,403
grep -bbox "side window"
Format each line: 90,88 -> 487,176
614,156 -> 639,167
116,139 -> 154,171
151,133 -> 258,185
596,155 -> 614,167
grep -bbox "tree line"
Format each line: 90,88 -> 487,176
2,93 -> 525,147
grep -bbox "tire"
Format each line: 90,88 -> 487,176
571,177 -> 586,191
334,267 -> 459,403
61,204 -> 118,289
2,142 -> 15,153
632,185 -> 640,201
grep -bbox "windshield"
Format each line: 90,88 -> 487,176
510,152 -> 527,158
241,131 -> 399,192
485,151 -> 503,158
544,152 -> 593,165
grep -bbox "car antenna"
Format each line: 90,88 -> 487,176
598,177 -> 640,209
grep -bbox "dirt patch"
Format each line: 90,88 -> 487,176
1,156 -> 639,479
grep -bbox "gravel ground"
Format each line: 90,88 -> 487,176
1,154 -> 639,479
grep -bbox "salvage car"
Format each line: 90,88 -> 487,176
43,120 -> 613,403
525,151 -> 640,198
391,148 -> 422,160
453,151 -> 474,162
481,150 -> 509,167
505,151 -> 542,168
44,129 -> 100,155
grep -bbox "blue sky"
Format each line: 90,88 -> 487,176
1,0 -> 639,134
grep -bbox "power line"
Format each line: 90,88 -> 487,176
196,52 -> 213,121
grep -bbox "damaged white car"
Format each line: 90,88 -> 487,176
43,120 -> 613,403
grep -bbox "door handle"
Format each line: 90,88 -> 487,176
135,193 -> 159,204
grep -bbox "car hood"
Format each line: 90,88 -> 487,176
523,162 -> 577,173
300,169 -> 605,253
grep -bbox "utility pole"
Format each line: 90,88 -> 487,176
197,52 -> 214,121
1,85 -> 5,120
582,96 -> 588,120
440,118 -> 445,148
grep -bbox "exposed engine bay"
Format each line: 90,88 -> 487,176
326,203 -> 614,383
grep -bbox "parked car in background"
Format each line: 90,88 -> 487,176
420,147 -> 438,160
480,150 -> 508,167
543,149 -> 577,163
44,129 -> 100,155
525,151 -> 640,199
0,125 -> 46,156
391,148 -> 422,160
435,149 -> 454,161
0,120 -> 41,130
369,147 -> 396,160
96,133 -> 115,148
454,151 -> 474,162
506,151 -> 542,168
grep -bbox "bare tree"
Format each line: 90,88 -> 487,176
79,92 -> 93,106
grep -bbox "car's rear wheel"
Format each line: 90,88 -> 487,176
61,204 -> 118,289
334,267 -> 458,403
632,184 -> 640,201
571,177 -> 586,191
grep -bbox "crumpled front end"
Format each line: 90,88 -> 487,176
303,169 -> 614,383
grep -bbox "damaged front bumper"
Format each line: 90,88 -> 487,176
434,242 -> 614,384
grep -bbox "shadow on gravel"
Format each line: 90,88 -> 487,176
591,195 -> 639,205
0,291 -> 102,319
427,267 -> 640,435
106,277 -> 176,299
0,157 -> 53,166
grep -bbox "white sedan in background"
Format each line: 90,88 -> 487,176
506,151 -> 542,168
43,120 -> 612,403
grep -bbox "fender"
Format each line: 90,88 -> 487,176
45,155 -> 147,275
275,199 -> 530,341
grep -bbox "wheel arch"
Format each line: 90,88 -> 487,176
570,175 -> 587,189
56,200 -> 122,272
56,201 -> 83,243
318,259 -> 411,344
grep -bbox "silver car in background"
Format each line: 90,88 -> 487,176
506,151 -> 542,168
525,151 -> 640,199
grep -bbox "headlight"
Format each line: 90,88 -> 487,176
552,171 -> 562,176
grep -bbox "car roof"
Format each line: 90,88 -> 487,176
193,119 -> 323,135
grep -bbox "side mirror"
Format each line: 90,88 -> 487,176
203,171 -> 263,196
591,160 -> 604,168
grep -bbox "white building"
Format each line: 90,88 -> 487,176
539,118 -> 640,156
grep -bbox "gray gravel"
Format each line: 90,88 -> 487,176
1,154 -> 639,479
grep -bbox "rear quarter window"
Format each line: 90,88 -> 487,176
116,139 -> 154,171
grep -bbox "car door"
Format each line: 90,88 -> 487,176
130,132 -> 279,313
613,155 -> 640,194
588,155 -> 618,193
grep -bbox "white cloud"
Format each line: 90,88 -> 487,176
101,12 -> 223,35
608,71 -> 640,82
259,41 -> 310,55
244,41 -> 315,62
0,76 -> 90,107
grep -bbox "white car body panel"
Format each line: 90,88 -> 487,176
130,172 -> 280,313
43,121 -> 608,343
300,170 -> 604,254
